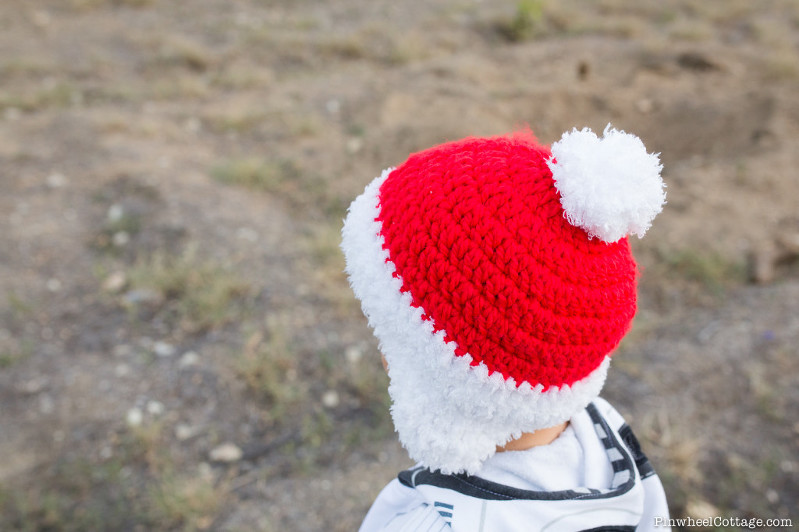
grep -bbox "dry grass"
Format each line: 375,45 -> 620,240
71,0 -> 156,10
3,0 -> 798,530
211,158 -> 301,193
0,83 -> 81,112
125,248 -> 251,332
148,473 -> 223,531
654,247 -> 747,295
495,0 -> 547,42
236,321 -> 303,422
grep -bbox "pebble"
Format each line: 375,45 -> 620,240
115,363 -> 130,377
184,117 -> 202,133
46,278 -> 62,292
179,351 -> 200,368
766,488 -> 779,504
235,227 -> 258,242
346,137 -> 363,154
685,499 -> 718,520
345,345 -> 363,364
636,98 -> 654,114
46,172 -> 67,188
107,204 -> 124,223
103,271 -> 127,293
123,289 -> 163,306
154,341 -> 176,357
326,99 -> 341,114
322,390 -> 340,408
112,231 -> 130,247
126,407 -> 143,427
39,395 -> 54,415
146,400 -> 165,416
209,442 -> 243,463
175,423 -> 196,441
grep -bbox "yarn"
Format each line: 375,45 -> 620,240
377,132 -> 637,390
341,128 -> 663,473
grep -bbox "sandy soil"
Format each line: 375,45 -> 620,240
1,0 -> 797,530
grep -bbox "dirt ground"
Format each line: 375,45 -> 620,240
1,0 -> 797,530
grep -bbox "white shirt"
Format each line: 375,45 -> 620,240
360,398 -> 671,532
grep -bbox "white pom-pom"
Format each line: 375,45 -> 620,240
547,124 -> 665,243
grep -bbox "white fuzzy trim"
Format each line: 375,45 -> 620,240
547,125 -> 665,243
341,169 -> 610,475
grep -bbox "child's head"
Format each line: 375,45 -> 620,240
341,126 -> 664,475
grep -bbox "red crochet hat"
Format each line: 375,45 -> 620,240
341,126 -> 664,474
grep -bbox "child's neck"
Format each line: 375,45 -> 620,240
495,421 -> 569,452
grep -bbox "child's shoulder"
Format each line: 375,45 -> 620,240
590,396 -> 627,427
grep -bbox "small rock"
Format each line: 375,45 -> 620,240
345,345 -> 363,364
685,499 -> 718,520
126,407 -> 143,427
123,289 -> 163,306
146,400 -> 165,416
179,351 -> 200,368
39,394 -> 54,415
346,137 -> 363,154
153,341 -> 176,357
635,98 -> 654,114
46,172 -> 67,188
103,271 -> 127,293
184,117 -> 202,133
766,488 -> 779,504
209,442 -> 243,463
175,423 -> 196,441
322,390 -> 340,409
107,204 -> 124,223
115,363 -> 130,377
112,231 -> 130,247
326,99 -> 341,114
46,278 -> 62,292
235,227 -> 258,242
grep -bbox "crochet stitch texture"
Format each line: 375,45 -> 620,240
377,131 -> 638,391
